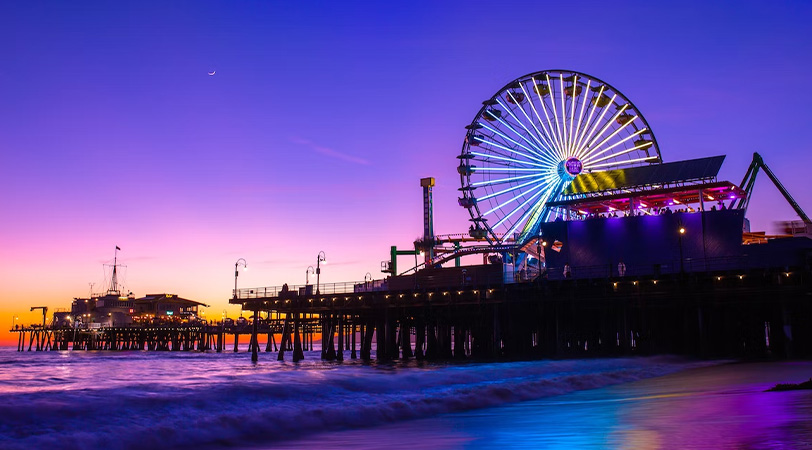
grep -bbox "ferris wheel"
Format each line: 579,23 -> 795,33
458,69 -> 662,244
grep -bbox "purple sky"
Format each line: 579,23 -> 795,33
1,1 -> 810,332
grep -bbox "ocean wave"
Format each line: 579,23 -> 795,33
0,354 -> 710,449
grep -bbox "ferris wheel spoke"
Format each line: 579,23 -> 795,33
574,94 -> 618,159
531,76 -> 566,160
582,128 -> 647,164
504,91 -> 560,160
516,183 -> 561,237
580,115 -> 639,161
474,142 -> 550,167
483,180 -> 549,218
568,75 -> 580,153
504,184 -> 557,238
478,176 -> 551,202
585,155 -> 659,170
546,74 -> 567,158
492,115 -> 560,166
517,83 -> 559,154
579,104 -> 630,157
470,151 -> 548,169
496,98 -> 557,160
557,73 -> 571,154
572,78 -> 592,153
473,137 -> 546,165
573,85 -> 607,153
473,166 -> 549,172
478,122 -> 554,165
584,139 -> 655,166
471,172 -> 552,187
491,184 -> 548,230
557,74 -> 569,154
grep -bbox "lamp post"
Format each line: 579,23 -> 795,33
316,251 -> 326,294
306,266 -> 315,285
234,258 -> 247,299
678,226 -> 686,274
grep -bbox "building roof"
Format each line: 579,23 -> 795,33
564,155 -> 726,196
548,180 -> 746,214
134,294 -> 207,307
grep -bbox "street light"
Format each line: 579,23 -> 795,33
678,225 -> 686,274
316,251 -> 326,294
306,266 -> 315,285
234,258 -> 247,299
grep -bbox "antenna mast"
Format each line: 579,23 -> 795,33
108,246 -> 121,295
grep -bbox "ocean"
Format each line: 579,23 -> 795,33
0,348 -> 810,449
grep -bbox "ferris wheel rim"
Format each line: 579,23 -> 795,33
459,69 -> 663,245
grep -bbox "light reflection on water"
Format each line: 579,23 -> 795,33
270,362 -> 812,449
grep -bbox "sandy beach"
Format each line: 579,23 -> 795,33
269,361 -> 812,449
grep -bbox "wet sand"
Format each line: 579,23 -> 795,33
270,361 -> 812,449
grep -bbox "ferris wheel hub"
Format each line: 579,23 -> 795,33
560,157 -> 583,179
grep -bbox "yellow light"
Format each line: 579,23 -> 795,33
679,227 -> 686,234
653,280 -> 658,285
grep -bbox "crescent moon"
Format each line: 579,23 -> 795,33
208,71 -> 216,76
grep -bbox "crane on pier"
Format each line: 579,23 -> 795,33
30,306 -> 48,328
735,152 -> 811,234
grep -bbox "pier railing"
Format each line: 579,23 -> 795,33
236,255 -> 797,299
235,279 -> 388,299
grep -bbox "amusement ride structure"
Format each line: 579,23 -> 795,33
397,69 -> 809,277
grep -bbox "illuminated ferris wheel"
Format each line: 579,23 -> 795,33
458,69 -> 662,244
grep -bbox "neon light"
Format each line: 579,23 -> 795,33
470,151 -> 547,169
506,89 -> 560,160
558,73 -> 568,154
582,128 -> 647,163
481,180 -> 551,217
545,74 -> 566,158
580,115 -> 639,161
584,140 -> 656,166
520,82 -> 560,158
574,93 -> 617,158
533,76 -> 566,159
473,167 -> 548,172
478,176 -> 549,201
503,185 -> 555,237
489,183 -> 548,226
573,79 -> 592,156
574,85 -> 606,153
478,122 -> 554,165
582,104 -> 629,153
496,98 -> 556,162
586,156 -> 659,169
491,114 -> 558,165
472,172 -> 552,187
568,74 -> 577,153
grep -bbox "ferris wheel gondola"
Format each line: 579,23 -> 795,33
458,70 -> 662,244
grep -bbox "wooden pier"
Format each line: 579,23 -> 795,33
229,259 -> 812,362
11,257 -> 811,362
